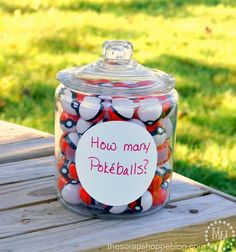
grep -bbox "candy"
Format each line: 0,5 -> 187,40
152,181 -> 169,206
79,96 -> 104,122
161,118 -> 172,139
128,119 -> 146,128
60,132 -> 80,161
68,161 -> 79,180
60,89 -> 80,116
108,98 -> 134,121
150,124 -> 167,147
137,98 -> 162,125
57,175 -> 69,191
157,141 -> 172,165
158,161 -> 172,180
148,172 -> 163,194
58,158 -> 70,179
61,181 -> 81,204
104,205 -> 128,214
159,96 -> 175,118
79,186 -> 96,205
76,118 -> 93,135
145,121 -> 160,132
129,191 -> 153,212
60,112 -> 79,133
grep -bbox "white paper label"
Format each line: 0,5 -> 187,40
75,121 -> 157,206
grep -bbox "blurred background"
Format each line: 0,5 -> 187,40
0,0 -> 235,200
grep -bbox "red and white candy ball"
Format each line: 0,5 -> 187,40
76,118 -> 93,135
57,175 -> 69,192
161,118 -> 173,139
104,204 -> 128,214
150,124 -> 167,147
60,112 -> 79,133
137,98 -> 162,126
79,96 -> 104,122
60,132 -> 80,161
158,161 -> 172,180
152,181 -> 169,206
79,186 -> 96,205
157,141 -> 172,165
61,180 -> 81,204
129,191 -> 153,212
158,95 -> 176,118
108,98 -> 134,121
128,119 -> 146,128
60,88 -> 80,116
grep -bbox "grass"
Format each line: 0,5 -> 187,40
0,0 -> 235,250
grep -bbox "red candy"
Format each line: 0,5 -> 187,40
157,141 -> 172,165
68,162 -> 79,180
79,96 -> 104,122
60,132 -> 80,161
60,112 -> 79,133
151,182 -> 169,206
79,187 -> 95,205
108,98 -> 134,121
158,95 -> 176,118
57,175 -> 69,191
148,173 -> 163,194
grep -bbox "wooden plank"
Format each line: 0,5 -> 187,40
0,128 -> 43,145
0,120 -> 52,138
110,215 -> 236,252
0,194 -> 235,251
0,201 -> 91,239
0,156 -> 54,185
0,137 -> 54,164
0,177 -> 56,211
0,173 -> 208,212
174,173 -> 236,203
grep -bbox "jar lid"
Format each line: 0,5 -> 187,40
56,40 -> 175,95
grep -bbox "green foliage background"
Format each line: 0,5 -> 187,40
0,0 -> 235,198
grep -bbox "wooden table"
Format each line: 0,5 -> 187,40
0,120 -> 235,251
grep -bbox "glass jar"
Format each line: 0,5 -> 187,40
55,40 -> 178,218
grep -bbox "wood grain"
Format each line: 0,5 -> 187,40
0,156 -> 54,185
0,120 -> 52,138
174,173 -> 236,203
0,201 -> 91,239
0,128 -> 42,145
0,194 -> 235,251
0,177 -> 56,211
0,173 -> 208,212
0,137 -> 54,164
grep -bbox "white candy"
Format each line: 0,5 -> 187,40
156,166 -> 166,176
128,119 -> 146,128
112,98 -> 134,119
76,118 -> 93,135
108,205 -> 128,214
79,96 -> 102,121
159,160 -> 172,171
61,183 -> 81,204
137,98 -> 162,123
60,89 -> 78,116
167,103 -> 177,118
140,191 -> 153,212
68,132 -> 80,146
132,191 -> 153,212
102,100 -> 112,119
64,133 -> 80,161
161,118 -> 172,138
152,126 -> 167,147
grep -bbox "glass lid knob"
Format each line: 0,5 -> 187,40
102,40 -> 133,62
